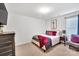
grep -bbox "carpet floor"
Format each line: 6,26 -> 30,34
15,42 -> 79,56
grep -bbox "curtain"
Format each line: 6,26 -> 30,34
78,15 -> 79,35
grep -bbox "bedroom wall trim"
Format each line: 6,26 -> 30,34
15,40 -> 31,46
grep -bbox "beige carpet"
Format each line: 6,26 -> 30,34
15,42 -> 79,56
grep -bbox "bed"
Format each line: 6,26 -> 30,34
31,31 -> 60,52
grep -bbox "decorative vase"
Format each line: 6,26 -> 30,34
0,25 -> 3,33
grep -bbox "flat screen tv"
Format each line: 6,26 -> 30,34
0,3 -> 8,25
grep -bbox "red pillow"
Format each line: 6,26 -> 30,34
47,31 -> 52,35
52,31 -> 57,36
46,31 -> 57,36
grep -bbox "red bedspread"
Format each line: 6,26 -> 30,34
38,35 -> 48,48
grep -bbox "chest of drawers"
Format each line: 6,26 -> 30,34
0,32 -> 15,56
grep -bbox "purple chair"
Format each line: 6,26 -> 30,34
69,34 -> 79,51
71,34 -> 79,43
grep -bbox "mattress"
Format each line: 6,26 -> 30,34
32,34 -> 60,51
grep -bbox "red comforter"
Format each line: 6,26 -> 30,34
38,35 -> 48,48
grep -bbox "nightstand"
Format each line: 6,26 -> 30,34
60,35 -> 68,46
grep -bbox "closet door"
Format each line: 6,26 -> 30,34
66,15 -> 78,40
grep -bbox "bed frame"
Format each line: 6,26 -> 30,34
31,39 -> 60,52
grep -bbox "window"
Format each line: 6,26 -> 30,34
66,15 -> 78,38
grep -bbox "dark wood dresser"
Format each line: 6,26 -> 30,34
0,32 -> 15,56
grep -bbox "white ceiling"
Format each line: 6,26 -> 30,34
5,3 -> 79,20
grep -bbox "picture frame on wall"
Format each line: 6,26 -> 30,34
51,19 -> 57,29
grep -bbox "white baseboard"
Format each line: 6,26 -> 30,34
15,40 -> 31,46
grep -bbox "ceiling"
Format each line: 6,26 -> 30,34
5,3 -> 79,20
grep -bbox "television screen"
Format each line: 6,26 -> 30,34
0,3 -> 8,25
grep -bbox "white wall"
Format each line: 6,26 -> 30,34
4,4 -> 79,46
46,10 -> 79,31
46,16 -> 66,31
56,16 -> 66,30
4,12 -> 47,46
